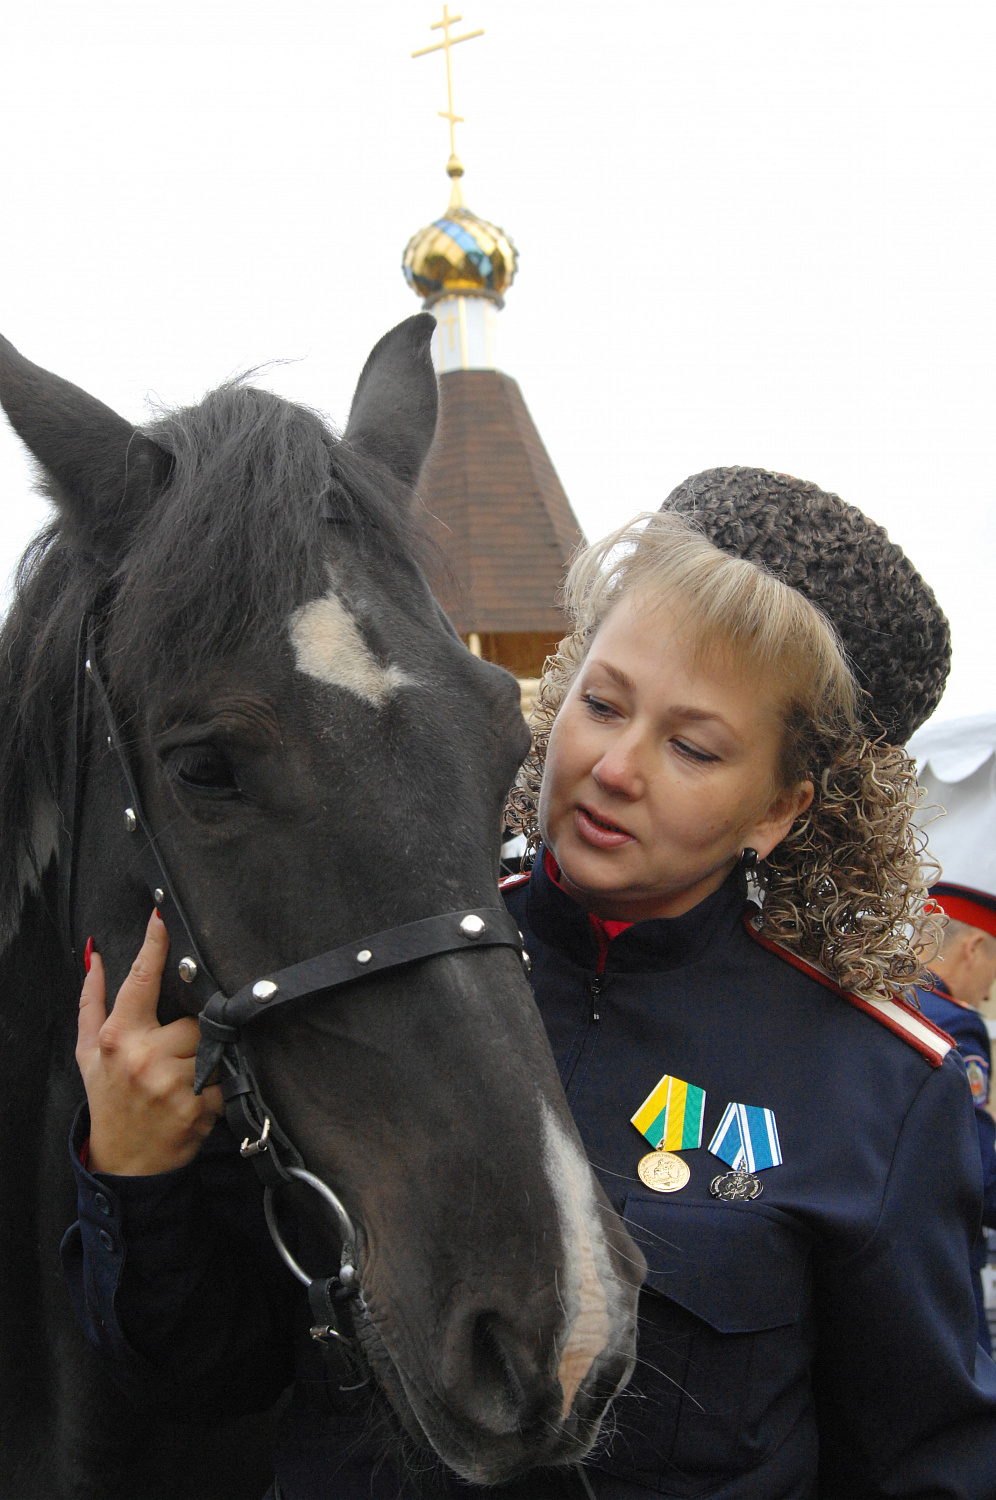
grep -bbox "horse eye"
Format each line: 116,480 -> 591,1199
167,745 -> 240,796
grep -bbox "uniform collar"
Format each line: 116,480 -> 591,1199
526,845 -> 750,974
925,970 -> 977,1011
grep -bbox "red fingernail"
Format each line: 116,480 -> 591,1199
154,908 -> 161,921
84,937 -> 93,973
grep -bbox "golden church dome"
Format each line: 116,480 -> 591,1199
403,169 -> 518,307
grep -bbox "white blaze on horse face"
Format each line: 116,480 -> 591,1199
541,1102 -> 612,1418
289,586 -> 413,706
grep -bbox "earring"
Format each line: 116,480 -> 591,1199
740,848 -> 758,873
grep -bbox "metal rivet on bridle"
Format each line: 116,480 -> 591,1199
124,807 -> 137,833
154,888 -> 164,904
106,736 -> 112,749
252,979 -> 278,1001
356,949 -> 372,965
178,956 -> 198,983
459,914 -> 486,938
339,1263 -> 356,1287
522,950 -> 532,973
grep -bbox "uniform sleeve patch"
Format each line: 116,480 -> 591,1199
964,1055 -> 990,1105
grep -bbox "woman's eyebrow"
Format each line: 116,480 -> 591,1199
670,706 -> 725,724
669,705 -> 742,740
589,659 -> 633,690
588,665 -> 738,736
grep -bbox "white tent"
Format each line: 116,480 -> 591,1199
909,713 -> 996,896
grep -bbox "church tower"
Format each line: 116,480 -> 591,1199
405,7 -> 584,703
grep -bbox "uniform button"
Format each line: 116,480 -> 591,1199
93,1193 -> 111,1216
98,1230 -> 114,1253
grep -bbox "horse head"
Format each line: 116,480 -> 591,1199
0,319 -> 643,1486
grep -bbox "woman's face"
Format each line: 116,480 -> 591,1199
538,592 -> 814,922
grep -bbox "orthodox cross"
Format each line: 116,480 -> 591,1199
412,5 -> 484,174
437,300 -> 460,351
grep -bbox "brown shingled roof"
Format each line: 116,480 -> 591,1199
418,369 -> 585,635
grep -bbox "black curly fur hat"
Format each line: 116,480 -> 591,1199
662,467 -> 951,744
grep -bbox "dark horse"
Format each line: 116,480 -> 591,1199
0,317 -> 643,1500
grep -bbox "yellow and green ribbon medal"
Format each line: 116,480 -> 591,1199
631,1074 -> 706,1193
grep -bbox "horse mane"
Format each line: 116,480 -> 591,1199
0,380 -> 423,949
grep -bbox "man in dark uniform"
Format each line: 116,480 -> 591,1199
916,881 -> 996,1351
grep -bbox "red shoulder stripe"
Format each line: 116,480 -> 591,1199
499,871 -> 530,892
742,914 -> 953,1068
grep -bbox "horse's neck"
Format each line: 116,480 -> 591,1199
0,861 -> 77,1061
1,794 -> 61,960
0,863 -> 103,1493
0,860 -> 81,1331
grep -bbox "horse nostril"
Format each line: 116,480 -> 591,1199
470,1312 -> 525,1415
464,1311 -> 554,1438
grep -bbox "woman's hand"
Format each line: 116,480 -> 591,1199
76,910 -> 224,1175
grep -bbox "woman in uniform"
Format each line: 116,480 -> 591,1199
67,467 -> 996,1498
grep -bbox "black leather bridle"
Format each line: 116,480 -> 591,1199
62,614 -> 527,1357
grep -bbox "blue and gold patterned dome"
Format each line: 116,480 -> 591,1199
403,171 -> 518,307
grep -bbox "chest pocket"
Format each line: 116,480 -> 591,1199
596,1192 -> 815,1496
627,1194 -> 810,1330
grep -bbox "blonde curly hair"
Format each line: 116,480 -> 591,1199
505,512 -> 941,1001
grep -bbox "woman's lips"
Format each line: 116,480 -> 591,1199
575,805 -> 636,850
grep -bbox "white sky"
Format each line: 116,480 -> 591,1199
1,1 -> 993,727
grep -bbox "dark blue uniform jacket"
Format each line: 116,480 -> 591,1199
913,974 -> 996,1228
914,973 -> 996,1351
63,862 -> 996,1499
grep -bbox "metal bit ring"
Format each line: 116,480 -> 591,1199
263,1167 -> 358,1288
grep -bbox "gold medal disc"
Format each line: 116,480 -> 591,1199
637,1149 -> 690,1194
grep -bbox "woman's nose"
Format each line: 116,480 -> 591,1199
592,737 -> 644,799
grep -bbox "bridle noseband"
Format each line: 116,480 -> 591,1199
64,616 -> 528,1362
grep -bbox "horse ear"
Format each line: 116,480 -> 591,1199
0,334 -> 172,566
344,314 -> 438,487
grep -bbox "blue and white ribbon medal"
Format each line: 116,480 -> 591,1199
708,1102 -> 782,1200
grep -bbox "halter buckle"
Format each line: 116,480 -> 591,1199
309,1323 -> 343,1343
240,1115 -> 271,1158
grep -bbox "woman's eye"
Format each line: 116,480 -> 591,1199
167,746 -> 240,796
673,739 -> 719,765
582,692 -> 617,719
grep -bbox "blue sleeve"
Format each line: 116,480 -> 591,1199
938,1007 -> 996,1229
60,1105 -> 297,1418
815,1054 -> 996,1498
976,1106 -> 996,1230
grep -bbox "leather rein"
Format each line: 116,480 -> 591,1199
61,615 -> 527,1357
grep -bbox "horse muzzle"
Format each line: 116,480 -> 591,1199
358,1285 -> 637,1487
